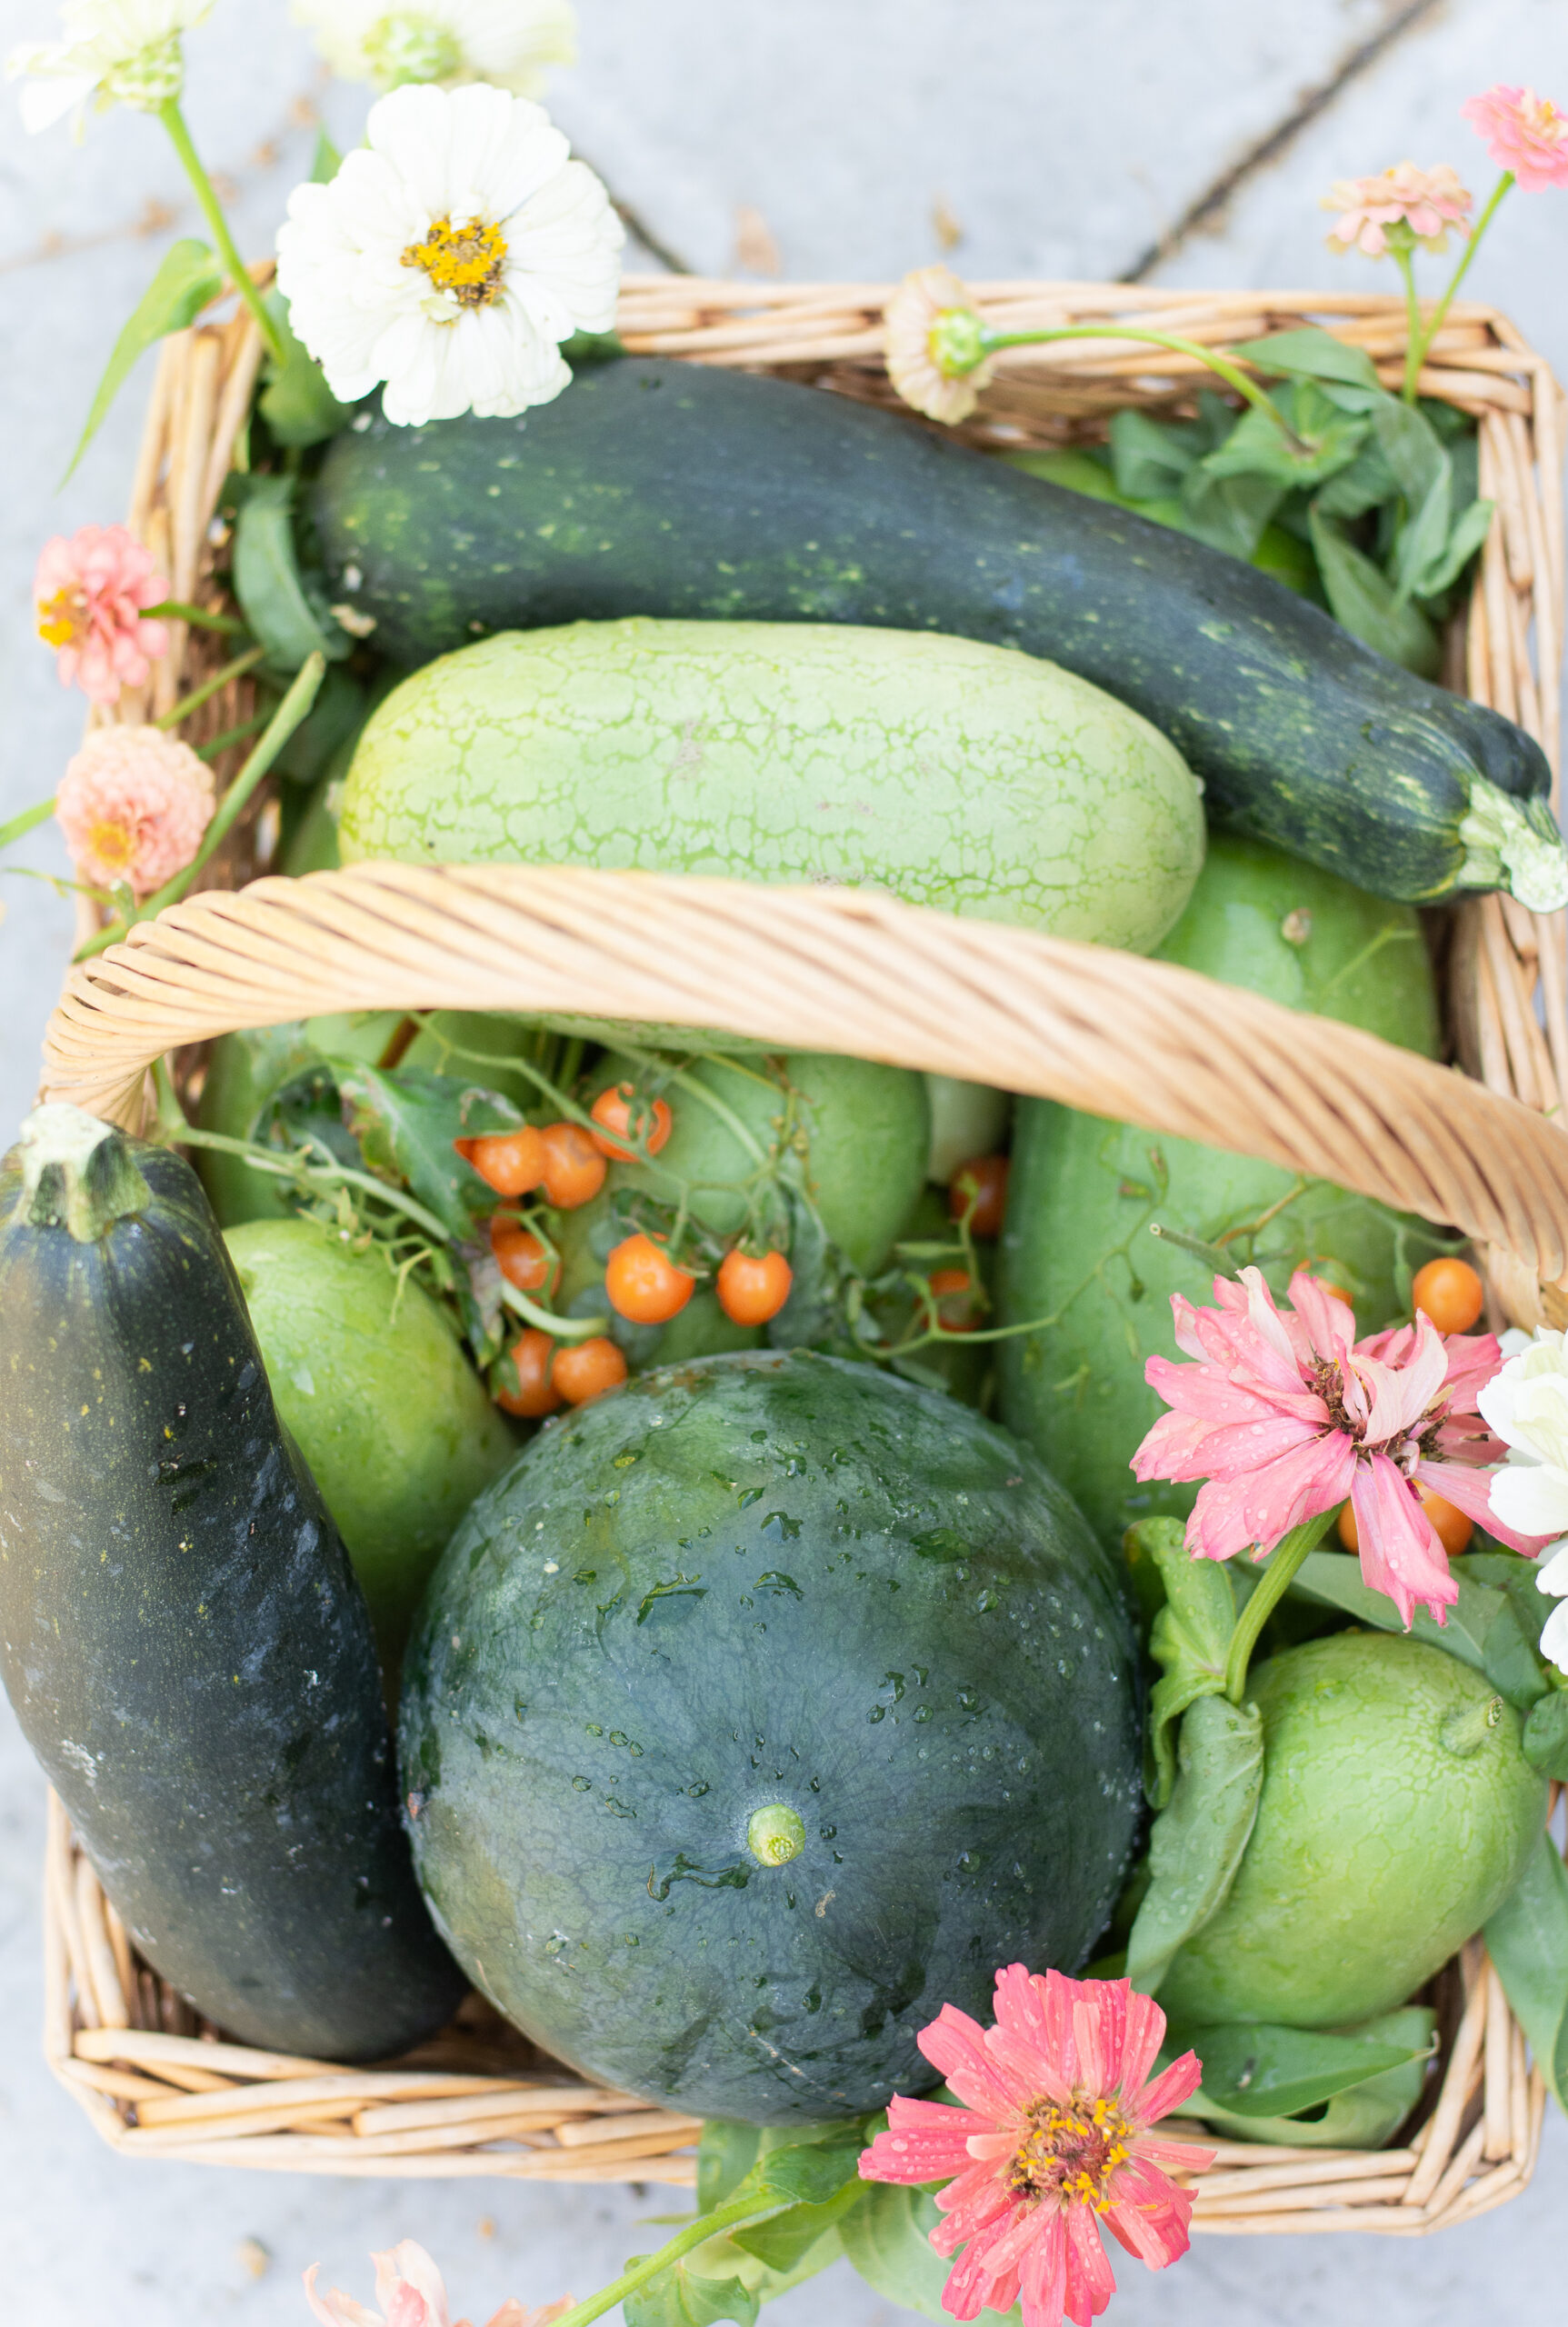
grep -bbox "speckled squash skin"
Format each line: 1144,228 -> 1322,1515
339,616 -> 1204,954
313,358 -> 1553,905
0,1135 -> 464,2058
1157,1634 -> 1548,2028
399,1350 -> 1142,2124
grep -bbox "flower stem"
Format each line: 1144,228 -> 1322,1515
1411,170 -> 1514,387
1223,1505 -> 1341,1704
1392,247 -> 1423,405
157,98 -> 285,363
154,644 -> 267,733
143,599 -> 250,636
980,324 -> 1293,436
546,2193 -> 787,2327
0,795 -> 57,852
76,654 -> 324,961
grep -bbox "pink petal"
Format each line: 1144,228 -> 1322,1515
1132,2132 -> 1217,2172
1414,1458 -> 1556,1555
1017,2211 -> 1070,2327
1349,1452 -> 1457,1625
1103,2157 -> 1195,2269
1062,2203 -> 1118,2327
921,2001 -> 1037,2117
861,2097 -> 984,2185
374,2246 -> 450,2327
1114,1986 -> 1168,2102
933,2159 -> 1021,2247
986,1964 -> 1075,2103
1131,2050 -> 1204,2128
1287,1271 -> 1357,1363
304,2269 -> 384,2327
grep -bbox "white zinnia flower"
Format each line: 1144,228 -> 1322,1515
6,0 -> 212,133
290,0 -> 575,95
1476,1328 -> 1568,1673
275,81 -> 623,428
1536,1539 -> 1568,1673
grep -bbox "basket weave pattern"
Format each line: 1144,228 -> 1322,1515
32,276 -> 1568,2219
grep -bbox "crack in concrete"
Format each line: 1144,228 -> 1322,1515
1119,0 -> 1450,283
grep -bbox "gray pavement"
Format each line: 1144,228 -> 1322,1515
2,1 -> 1565,2319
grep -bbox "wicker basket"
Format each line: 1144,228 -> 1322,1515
29,276 -> 1568,2230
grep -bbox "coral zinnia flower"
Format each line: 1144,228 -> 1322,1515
1463,85 -> 1568,193
305,2239 -> 572,2327
1322,161 -> 1473,255
55,724 -> 214,899
1134,1266 -> 1552,1625
34,524 -> 169,706
884,265 -> 994,424
859,1967 -> 1211,2327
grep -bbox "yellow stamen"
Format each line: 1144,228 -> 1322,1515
401,215 -> 508,307
1006,2092 -> 1133,2213
38,586 -> 85,649
87,821 -> 135,873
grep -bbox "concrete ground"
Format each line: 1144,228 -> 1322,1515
1,0 -> 1565,2318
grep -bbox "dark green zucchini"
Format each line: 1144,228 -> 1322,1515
0,1106 -> 465,2059
312,359 -> 1565,911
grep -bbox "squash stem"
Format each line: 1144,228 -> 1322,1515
1223,1506 -> 1341,1703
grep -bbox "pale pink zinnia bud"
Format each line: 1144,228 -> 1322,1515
34,524 -> 170,707
304,2239 -> 573,2327
1462,84 -> 1568,193
884,265 -> 994,424
1322,161 -> 1473,256
55,725 -> 215,900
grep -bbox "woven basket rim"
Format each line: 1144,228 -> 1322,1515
29,273 -> 1568,2218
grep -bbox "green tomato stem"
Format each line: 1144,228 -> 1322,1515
165,1119 -> 456,1245
1223,1505 -> 1341,1704
1411,171 -> 1513,387
157,99 -> 285,363
153,643 -> 268,732
497,1282 -> 612,1342
980,323 -> 1293,436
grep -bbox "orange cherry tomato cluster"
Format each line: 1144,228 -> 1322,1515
590,1084 -> 674,1161
605,1233 -> 697,1325
948,1153 -> 1009,1239
459,1122 -> 607,1210
1339,1483 -> 1473,1560
716,1247 -> 794,1327
495,1328 -> 628,1418
1411,1257 -> 1484,1335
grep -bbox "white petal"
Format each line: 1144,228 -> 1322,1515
15,68 -> 97,130
1536,1539 -> 1568,1596
1540,1599 -> 1568,1673
1486,1462 -> 1568,1538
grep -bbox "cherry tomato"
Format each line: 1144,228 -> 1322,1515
605,1233 -> 697,1325
494,1328 -> 562,1418
716,1246 -> 794,1326
459,1124 -> 545,1198
590,1083 -> 674,1161
1412,1257 -> 1485,1335
490,1219 -> 558,1297
553,1336 -> 628,1405
1338,1483 -> 1473,1559
928,1265 -> 978,1332
949,1154 -> 1010,1238
539,1122 -> 608,1210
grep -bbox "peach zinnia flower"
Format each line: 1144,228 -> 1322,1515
1133,1266 -> 1553,1625
884,265 -> 994,424
55,724 -> 214,900
34,524 -> 169,706
859,1967 -> 1211,2327
1463,85 -> 1568,193
1322,162 -> 1473,255
305,2239 -> 572,2327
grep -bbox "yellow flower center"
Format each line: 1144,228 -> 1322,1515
401,215 -> 508,308
1007,2094 -> 1133,2212
87,819 -> 136,874
37,585 -> 86,649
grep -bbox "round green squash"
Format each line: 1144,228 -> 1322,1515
399,1350 -> 1142,2123
225,1220 -> 516,1667
1158,1633 -> 1547,2029
995,835 -> 1450,1548
339,617 -> 1205,953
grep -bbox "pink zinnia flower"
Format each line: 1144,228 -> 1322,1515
305,2240 -> 572,2327
1463,85 -> 1568,193
1133,1266 -> 1553,1625
34,524 -> 169,706
858,1967 -> 1212,2327
55,724 -> 215,900
1322,161 -> 1473,255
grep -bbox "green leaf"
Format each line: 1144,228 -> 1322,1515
1293,1551 -> 1549,1710
1176,462 -> 1287,560
258,291 -> 354,449
1413,494 -> 1495,603
1108,406 -> 1198,501
1307,507 -> 1441,675
623,2264 -> 758,2327
1229,327 -> 1383,404
1313,434 -> 1401,520
1484,1833 -> 1568,2116
232,475 -> 353,673
329,1062 -> 524,1240
751,2136 -> 865,2208
1202,396 -> 1367,493
1371,395 -> 1448,506
732,2180 -> 863,2272
64,238 -> 224,483
1126,1692 -> 1263,1995
1130,1517 -> 1236,1805
1523,1690 -> 1568,1779
697,2122 -> 764,2214
1174,2018 -> 1433,2121
1172,2007 -> 1436,2148
841,2184 -> 1021,2326
311,129 -> 342,182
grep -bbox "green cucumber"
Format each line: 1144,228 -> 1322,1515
0,1107 -> 464,2058
313,360 -> 1564,909
225,1220 -> 516,1668
995,836 -> 1451,1548
399,1349 -> 1141,2122
339,618 -> 1204,953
